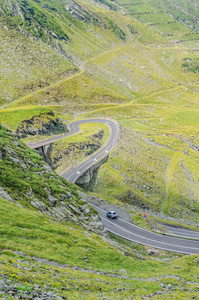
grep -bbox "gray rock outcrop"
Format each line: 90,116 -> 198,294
16,111 -> 67,138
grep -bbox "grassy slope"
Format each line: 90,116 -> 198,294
0,25 -> 78,107
79,45 -> 199,219
0,1 -> 199,296
0,197 -> 199,299
86,100 -> 199,221
0,124 -> 82,209
1,0 -> 199,221
8,71 -> 129,109
1,125 -> 198,299
0,106 -> 56,131
0,0 -> 133,107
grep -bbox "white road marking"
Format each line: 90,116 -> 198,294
100,216 -> 199,253
91,203 -> 199,241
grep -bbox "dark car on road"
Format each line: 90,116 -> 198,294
106,211 -> 118,219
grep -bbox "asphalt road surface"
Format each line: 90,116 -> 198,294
28,118 -> 199,254
159,223 -> 199,240
28,118 -> 120,183
61,119 -> 120,182
91,204 -> 199,255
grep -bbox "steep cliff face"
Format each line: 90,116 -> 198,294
0,125 -> 107,236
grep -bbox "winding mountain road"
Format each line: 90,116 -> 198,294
28,118 -> 120,183
28,118 -> 199,254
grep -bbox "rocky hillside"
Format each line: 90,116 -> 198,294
0,124 -> 106,235
16,110 -> 67,138
1,0 -> 199,107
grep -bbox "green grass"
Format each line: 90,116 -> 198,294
0,2 -> 127,107
0,106 -> 55,130
0,196 -> 199,299
0,25 -> 78,107
1,0 -> 69,42
0,197 -> 138,271
116,0 -> 199,36
8,71 -> 129,109
1,0 -> 199,108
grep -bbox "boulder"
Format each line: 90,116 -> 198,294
147,249 -> 159,256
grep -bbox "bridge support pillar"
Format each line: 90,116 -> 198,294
75,155 -> 108,185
